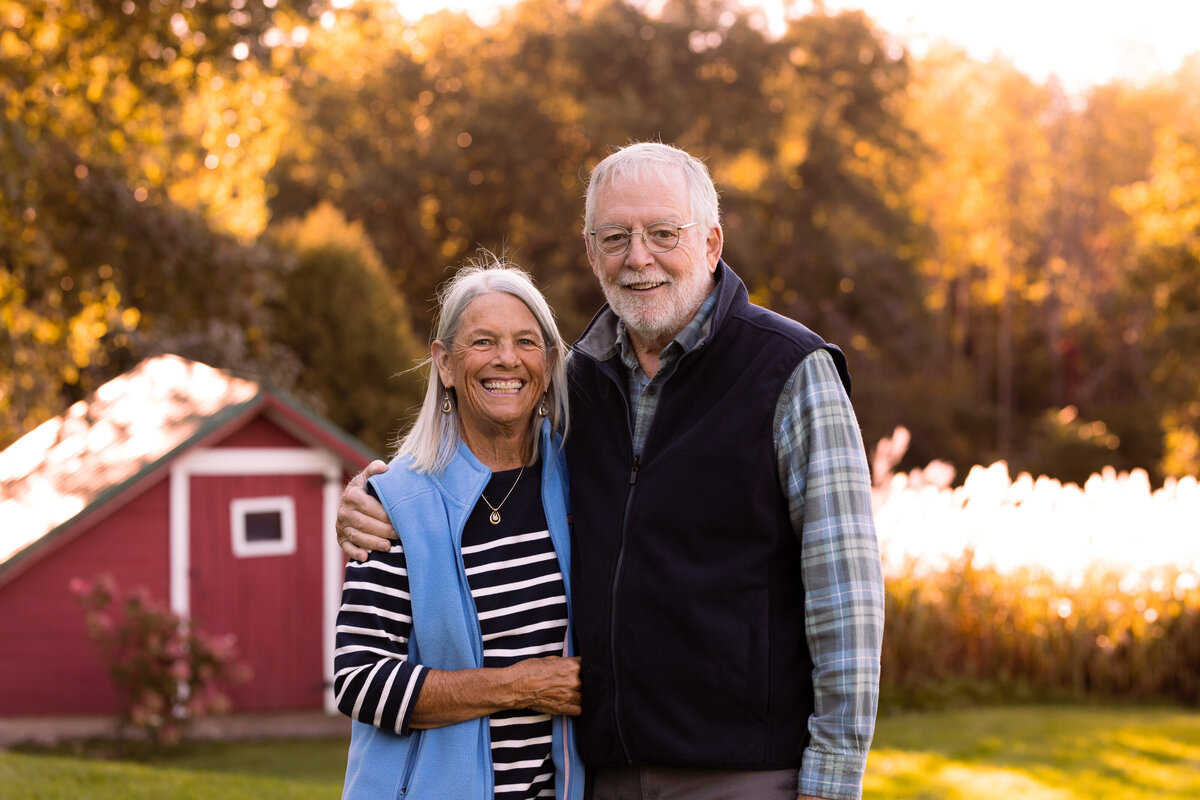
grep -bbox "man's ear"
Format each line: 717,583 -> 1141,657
705,224 -> 724,273
431,340 -> 454,387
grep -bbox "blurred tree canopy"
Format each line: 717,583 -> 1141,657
267,202 -> 425,453
3,0 -> 1199,481
1114,129 -> 1200,477
1,0 -> 314,434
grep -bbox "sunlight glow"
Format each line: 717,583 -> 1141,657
874,463 -> 1200,588
389,1 -> 1200,94
809,0 -> 1200,95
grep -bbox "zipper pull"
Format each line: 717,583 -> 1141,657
629,455 -> 640,485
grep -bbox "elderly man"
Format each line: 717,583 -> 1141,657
338,142 -> 885,800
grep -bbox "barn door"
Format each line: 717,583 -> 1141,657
188,472 -> 326,712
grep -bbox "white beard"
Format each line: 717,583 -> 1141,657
600,266 -> 714,349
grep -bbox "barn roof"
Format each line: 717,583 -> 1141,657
0,354 -> 378,576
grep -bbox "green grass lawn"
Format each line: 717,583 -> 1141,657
868,705 -> 1200,799
0,737 -> 348,800
2,706 -> 1198,799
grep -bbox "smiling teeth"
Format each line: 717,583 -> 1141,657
483,380 -> 523,393
628,282 -> 663,290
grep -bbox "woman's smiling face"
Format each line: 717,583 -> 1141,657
433,291 -> 549,447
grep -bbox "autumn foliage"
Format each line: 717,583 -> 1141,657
6,0 -> 1200,478
882,561 -> 1200,710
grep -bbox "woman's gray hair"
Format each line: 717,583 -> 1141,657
583,141 -> 721,241
396,255 -> 569,474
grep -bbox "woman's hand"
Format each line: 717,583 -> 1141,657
410,656 -> 582,728
506,655 -> 582,716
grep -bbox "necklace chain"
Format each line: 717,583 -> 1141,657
480,465 -> 525,525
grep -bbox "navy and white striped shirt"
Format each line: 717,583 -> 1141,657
334,463 -> 568,799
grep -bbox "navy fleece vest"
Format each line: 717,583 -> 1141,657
567,263 -> 850,769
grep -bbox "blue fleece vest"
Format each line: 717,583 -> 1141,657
566,262 -> 849,769
341,421 -> 584,800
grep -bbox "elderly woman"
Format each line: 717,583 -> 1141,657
335,260 -> 584,800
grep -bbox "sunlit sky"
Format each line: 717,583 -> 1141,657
391,0 -> 1200,95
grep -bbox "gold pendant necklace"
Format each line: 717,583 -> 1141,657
480,465 -> 525,525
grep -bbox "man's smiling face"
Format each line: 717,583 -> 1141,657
587,166 -> 721,354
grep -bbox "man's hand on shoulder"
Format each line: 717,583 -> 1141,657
336,460 -> 397,560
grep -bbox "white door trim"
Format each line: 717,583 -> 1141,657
169,446 -> 342,713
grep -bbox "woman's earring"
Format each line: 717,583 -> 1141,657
441,390 -> 453,414
538,394 -> 549,417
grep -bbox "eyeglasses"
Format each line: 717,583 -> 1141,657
589,221 -> 698,256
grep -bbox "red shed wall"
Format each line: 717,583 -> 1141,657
212,415 -> 307,449
195,414 -> 330,711
189,472 -> 327,712
0,478 -> 172,716
0,410 -> 349,719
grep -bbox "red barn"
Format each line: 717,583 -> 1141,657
0,355 -> 377,720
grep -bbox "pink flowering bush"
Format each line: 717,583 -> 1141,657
70,573 -> 250,744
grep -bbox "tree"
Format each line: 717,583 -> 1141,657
2,0 -> 310,236
906,46 -> 1065,468
742,9 -> 936,461
269,203 -> 426,453
270,1 -> 938,460
1113,130 -> 1200,477
0,0 -> 317,447
0,129 -> 300,447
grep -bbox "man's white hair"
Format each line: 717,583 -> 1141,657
583,142 -> 721,239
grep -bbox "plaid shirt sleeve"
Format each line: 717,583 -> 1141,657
775,348 -> 885,800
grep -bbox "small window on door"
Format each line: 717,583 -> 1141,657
231,496 -> 296,558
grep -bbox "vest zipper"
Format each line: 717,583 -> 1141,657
609,453 -> 639,763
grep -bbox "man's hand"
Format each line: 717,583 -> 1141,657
336,461 -> 397,560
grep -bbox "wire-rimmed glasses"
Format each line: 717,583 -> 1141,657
589,221 -> 698,256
